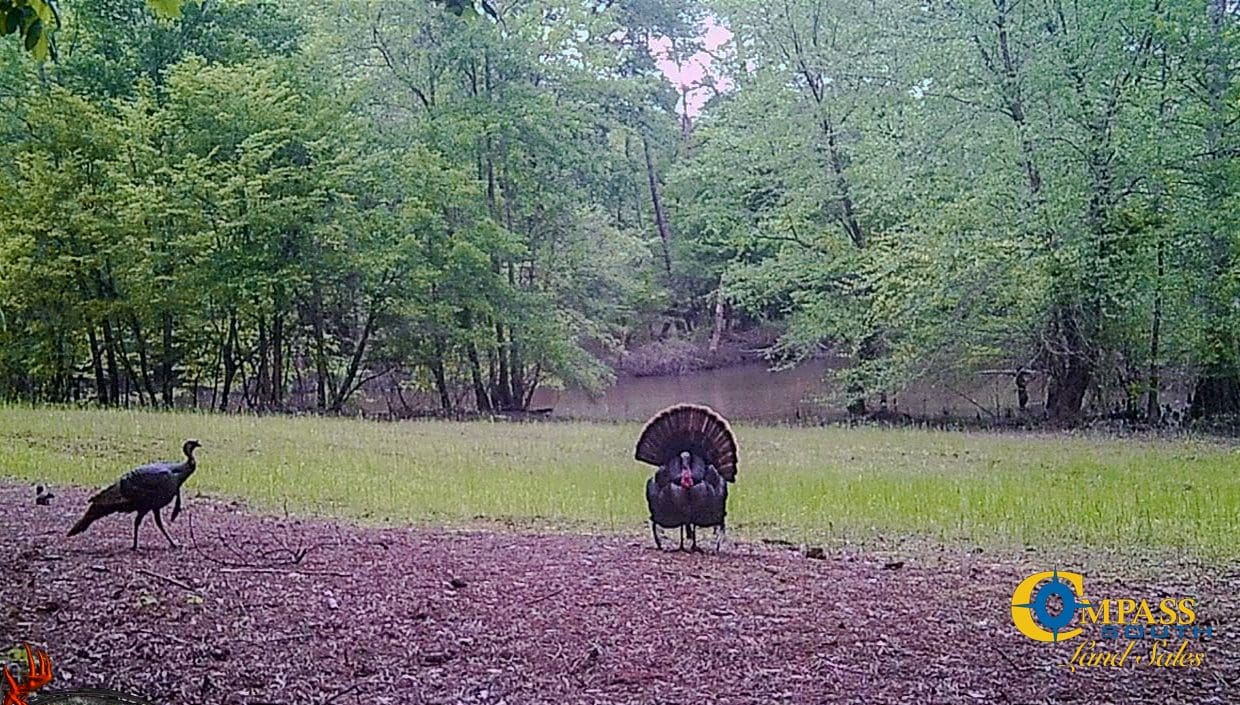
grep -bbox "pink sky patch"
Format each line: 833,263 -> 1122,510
649,18 -> 734,118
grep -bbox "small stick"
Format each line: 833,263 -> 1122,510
136,568 -> 195,592
319,683 -> 360,705
188,509 -> 314,569
251,632 -> 315,645
527,587 -> 565,606
217,567 -> 352,578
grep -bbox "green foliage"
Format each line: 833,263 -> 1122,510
1,0 -> 58,59
2,1 -> 205,59
145,0 -> 183,19
670,0 -> 1240,418
0,0 -> 685,412
4,0 -> 1237,423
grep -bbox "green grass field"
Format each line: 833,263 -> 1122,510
1,406 -> 1237,559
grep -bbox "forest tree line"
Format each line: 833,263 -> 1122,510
1,0 -> 1238,425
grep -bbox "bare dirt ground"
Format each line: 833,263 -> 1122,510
2,482 -> 1236,705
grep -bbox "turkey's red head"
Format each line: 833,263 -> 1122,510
679,451 -> 693,488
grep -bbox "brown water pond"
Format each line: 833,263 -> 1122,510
529,358 -> 1054,423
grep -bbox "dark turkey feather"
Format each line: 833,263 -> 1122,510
635,403 -> 738,482
686,461 -> 727,527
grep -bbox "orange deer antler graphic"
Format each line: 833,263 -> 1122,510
1,643 -> 53,705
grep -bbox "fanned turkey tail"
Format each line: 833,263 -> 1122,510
635,403 -> 738,481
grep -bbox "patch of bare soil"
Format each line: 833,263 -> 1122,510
1,482 -> 1236,705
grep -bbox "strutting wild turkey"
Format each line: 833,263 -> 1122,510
68,439 -> 201,550
636,404 -> 737,551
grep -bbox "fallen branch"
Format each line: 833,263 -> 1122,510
216,567 -> 352,578
319,680 -> 371,705
136,568 -> 195,592
187,506 -> 315,569
526,587 -> 565,606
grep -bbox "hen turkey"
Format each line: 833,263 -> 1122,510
636,404 -> 737,551
68,439 -> 201,550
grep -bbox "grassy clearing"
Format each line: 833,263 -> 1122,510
1,406 -> 1237,559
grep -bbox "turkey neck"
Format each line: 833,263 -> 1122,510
178,446 -> 198,481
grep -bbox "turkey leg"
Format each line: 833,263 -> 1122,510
132,510 -> 147,550
153,509 -> 178,549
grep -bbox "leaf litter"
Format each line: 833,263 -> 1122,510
1,482 -> 1236,704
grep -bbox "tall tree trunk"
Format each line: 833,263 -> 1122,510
431,336 -> 451,412
219,313 -> 239,412
292,347 -> 306,409
1146,236 -> 1164,422
786,17 -> 865,250
307,288 -> 337,410
494,322 -> 512,410
522,363 -> 542,410
487,346 -> 498,405
467,341 -> 491,413
820,114 -> 864,248
1145,50 -> 1173,424
238,354 -> 254,409
642,134 -> 674,274
1043,308 -> 1091,424
160,312 -> 175,407
510,355 -> 526,411
209,325 -> 222,411
88,327 -> 108,405
709,278 -> 727,353
991,0 -> 1046,221
111,323 -> 144,408
330,309 -> 377,412
506,262 -> 526,409
458,308 -> 492,413
271,286 -> 285,407
101,318 -> 121,406
485,150 -> 500,221
129,315 -> 157,405
312,324 -> 330,410
256,315 -> 270,410
630,135 -> 647,237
